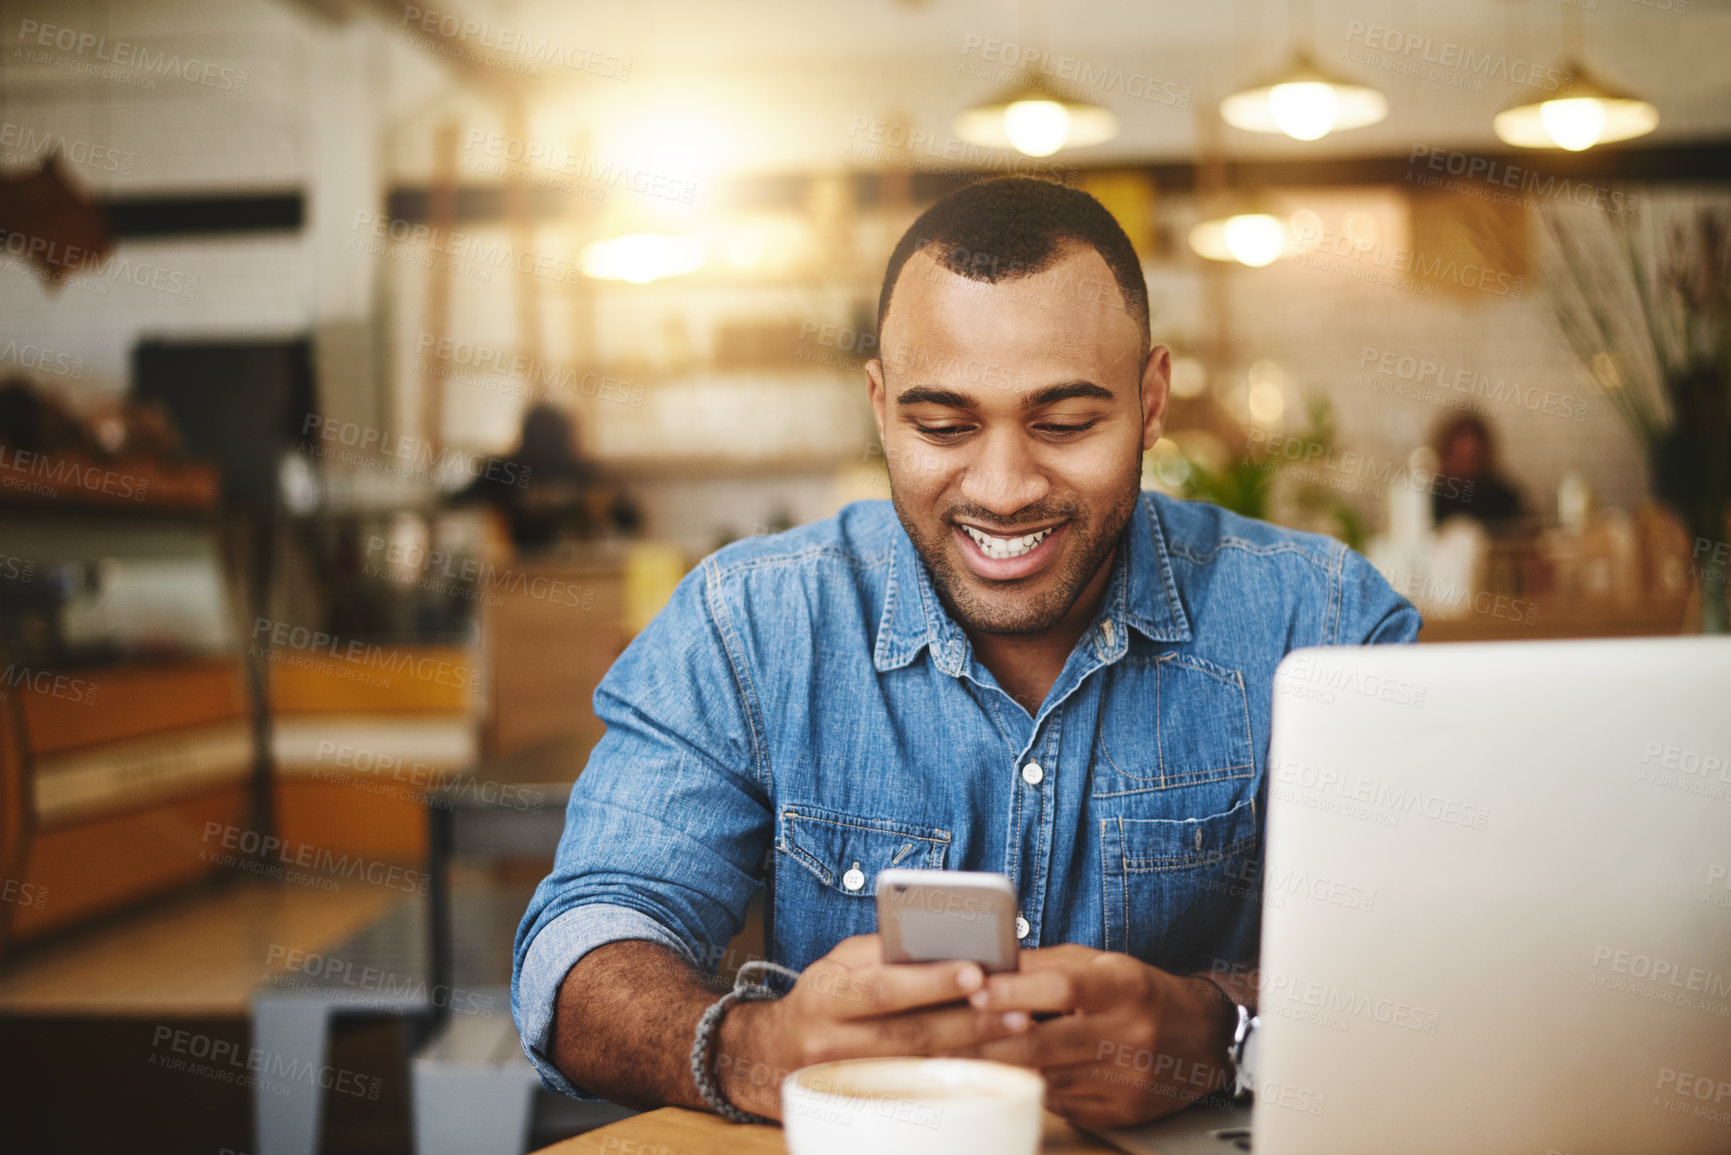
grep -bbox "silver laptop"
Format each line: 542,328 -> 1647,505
1103,637 -> 1731,1155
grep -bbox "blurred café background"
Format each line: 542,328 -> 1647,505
0,0 -> 1727,1152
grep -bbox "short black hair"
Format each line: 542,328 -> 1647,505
876,177 -> 1150,359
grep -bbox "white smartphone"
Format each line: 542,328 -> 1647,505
875,868 -> 1020,974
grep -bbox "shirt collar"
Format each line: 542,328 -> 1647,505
874,493 -> 1192,675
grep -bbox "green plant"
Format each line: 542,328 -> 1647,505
1181,395 -> 1366,551
1543,201 -> 1731,631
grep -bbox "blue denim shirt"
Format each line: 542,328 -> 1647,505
512,492 -> 1420,1096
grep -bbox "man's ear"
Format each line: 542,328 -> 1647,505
866,358 -> 888,445
1140,345 -> 1172,451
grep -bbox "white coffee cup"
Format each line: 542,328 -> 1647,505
781,1057 -> 1044,1155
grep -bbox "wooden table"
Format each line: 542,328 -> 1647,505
535,1106 -> 1117,1154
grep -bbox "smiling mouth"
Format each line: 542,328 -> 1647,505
959,524 -> 1056,560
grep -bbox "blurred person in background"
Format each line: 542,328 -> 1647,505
1432,413 -> 1524,531
454,402 -> 639,550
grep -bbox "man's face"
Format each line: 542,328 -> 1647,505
867,244 -> 1170,636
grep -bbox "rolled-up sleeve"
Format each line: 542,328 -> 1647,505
1332,544 -> 1423,645
511,557 -> 772,1097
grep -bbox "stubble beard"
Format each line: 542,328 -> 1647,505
890,466 -> 1141,637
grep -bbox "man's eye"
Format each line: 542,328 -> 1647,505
917,425 -> 971,439
1037,421 -> 1099,435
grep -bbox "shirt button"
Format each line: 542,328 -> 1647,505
842,865 -> 865,892
1020,762 -> 1044,786
1015,916 -> 1030,941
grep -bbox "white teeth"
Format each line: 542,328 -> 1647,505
961,525 -> 1053,560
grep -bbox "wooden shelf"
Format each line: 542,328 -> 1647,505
0,452 -> 219,511
1417,595 -> 1693,642
19,657 -> 247,756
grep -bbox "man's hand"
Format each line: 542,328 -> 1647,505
714,934 -> 1034,1119
945,945 -> 1237,1130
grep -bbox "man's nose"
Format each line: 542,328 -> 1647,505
959,428 -> 1049,516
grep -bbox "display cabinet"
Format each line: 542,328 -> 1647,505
0,476 -> 251,958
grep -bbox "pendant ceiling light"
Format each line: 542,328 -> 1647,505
1188,212 -> 1289,267
954,77 -> 1119,158
953,0 -> 1118,158
1220,50 -> 1387,142
1220,0 -> 1385,142
1493,61 -> 1658,151
1186,113 -> 1295,268
1492,7 -> 1656,151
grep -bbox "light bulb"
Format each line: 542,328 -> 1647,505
1002,99 -> 1071,157
1222,214 -> 1287,267
1538,98 -> 1609,151
1268,82 -> 1340,141
580,234 -> 704,283
1248,380 -> 1285,427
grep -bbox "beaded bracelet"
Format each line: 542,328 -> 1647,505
689,960 -> 801,1124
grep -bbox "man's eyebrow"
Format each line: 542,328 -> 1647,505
1022,381 -> 1114,409
896,381 -> 1117,411
895,386 -> 979,409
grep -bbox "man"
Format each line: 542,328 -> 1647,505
512,177 -> 1419,1129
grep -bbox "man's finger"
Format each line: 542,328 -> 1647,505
1038,1062 -> 1099,1097
1041,1069 -> 1122,1128
968,963 -> 1116,1014
954,1013 -> 1104,1068
833,959 -> 986,1019
824,934 -> 883,966
828,1004 -> 1031,1058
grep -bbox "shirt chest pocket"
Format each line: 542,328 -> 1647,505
1097,653 -> 1255,794
1100,796 -> 1258,972
773,805 -> 951,969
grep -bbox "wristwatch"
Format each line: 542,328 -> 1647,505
1226,1001 -> 1260,1099
1200,975 -> 1259,1099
